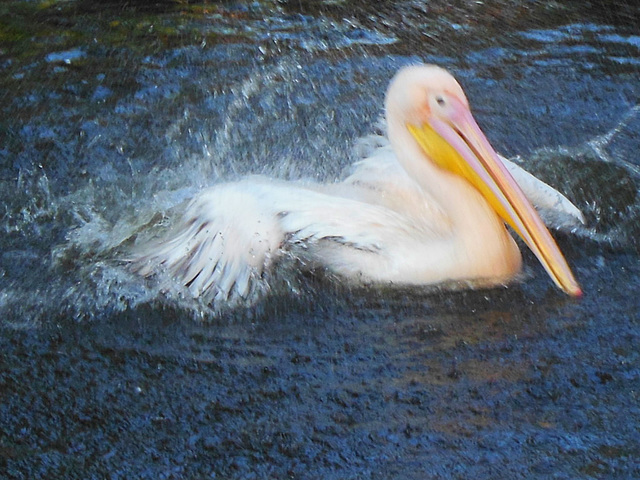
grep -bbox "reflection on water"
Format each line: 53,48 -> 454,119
0,0 -> 639,323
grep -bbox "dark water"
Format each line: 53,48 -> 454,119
1,1 -> 639,478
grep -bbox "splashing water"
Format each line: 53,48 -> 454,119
1,1 -> 639,324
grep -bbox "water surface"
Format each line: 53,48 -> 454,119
0,1 -> 639,478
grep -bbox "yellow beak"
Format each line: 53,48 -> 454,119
408,97 -> 582,296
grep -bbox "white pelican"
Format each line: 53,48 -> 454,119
131,64 -> 583,305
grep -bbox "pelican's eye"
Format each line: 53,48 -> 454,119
435,95 -> 446,107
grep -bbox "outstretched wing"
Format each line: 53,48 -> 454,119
130,178 -> 286,305
129,161 -> 450,305
500,155 -> 585,228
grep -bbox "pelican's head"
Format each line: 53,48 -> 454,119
385,65 -> 470,130
385,64 -> 582,297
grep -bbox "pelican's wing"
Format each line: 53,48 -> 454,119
500,155 -> 585,228
277,186 -> 451,283
131,178 -> 286,305
130,163 -> 451,304
128,175 -> 407,305
278,149 -> 454,283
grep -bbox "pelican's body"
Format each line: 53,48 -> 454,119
131,65 -> 583,304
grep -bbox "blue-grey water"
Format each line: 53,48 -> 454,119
0,1 -> 639,478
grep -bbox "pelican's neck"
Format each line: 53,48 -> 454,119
387,117 -> 522,281
387,118 -> 462,204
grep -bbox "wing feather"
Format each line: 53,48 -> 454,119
500,155 -> 585,228
130,179 -> 285,304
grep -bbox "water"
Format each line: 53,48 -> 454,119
1,1 -> 639,478
1,0 -> 638,322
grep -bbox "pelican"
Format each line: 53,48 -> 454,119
131,64 -> 583,305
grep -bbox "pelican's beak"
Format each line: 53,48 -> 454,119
408,97 -> 582,296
